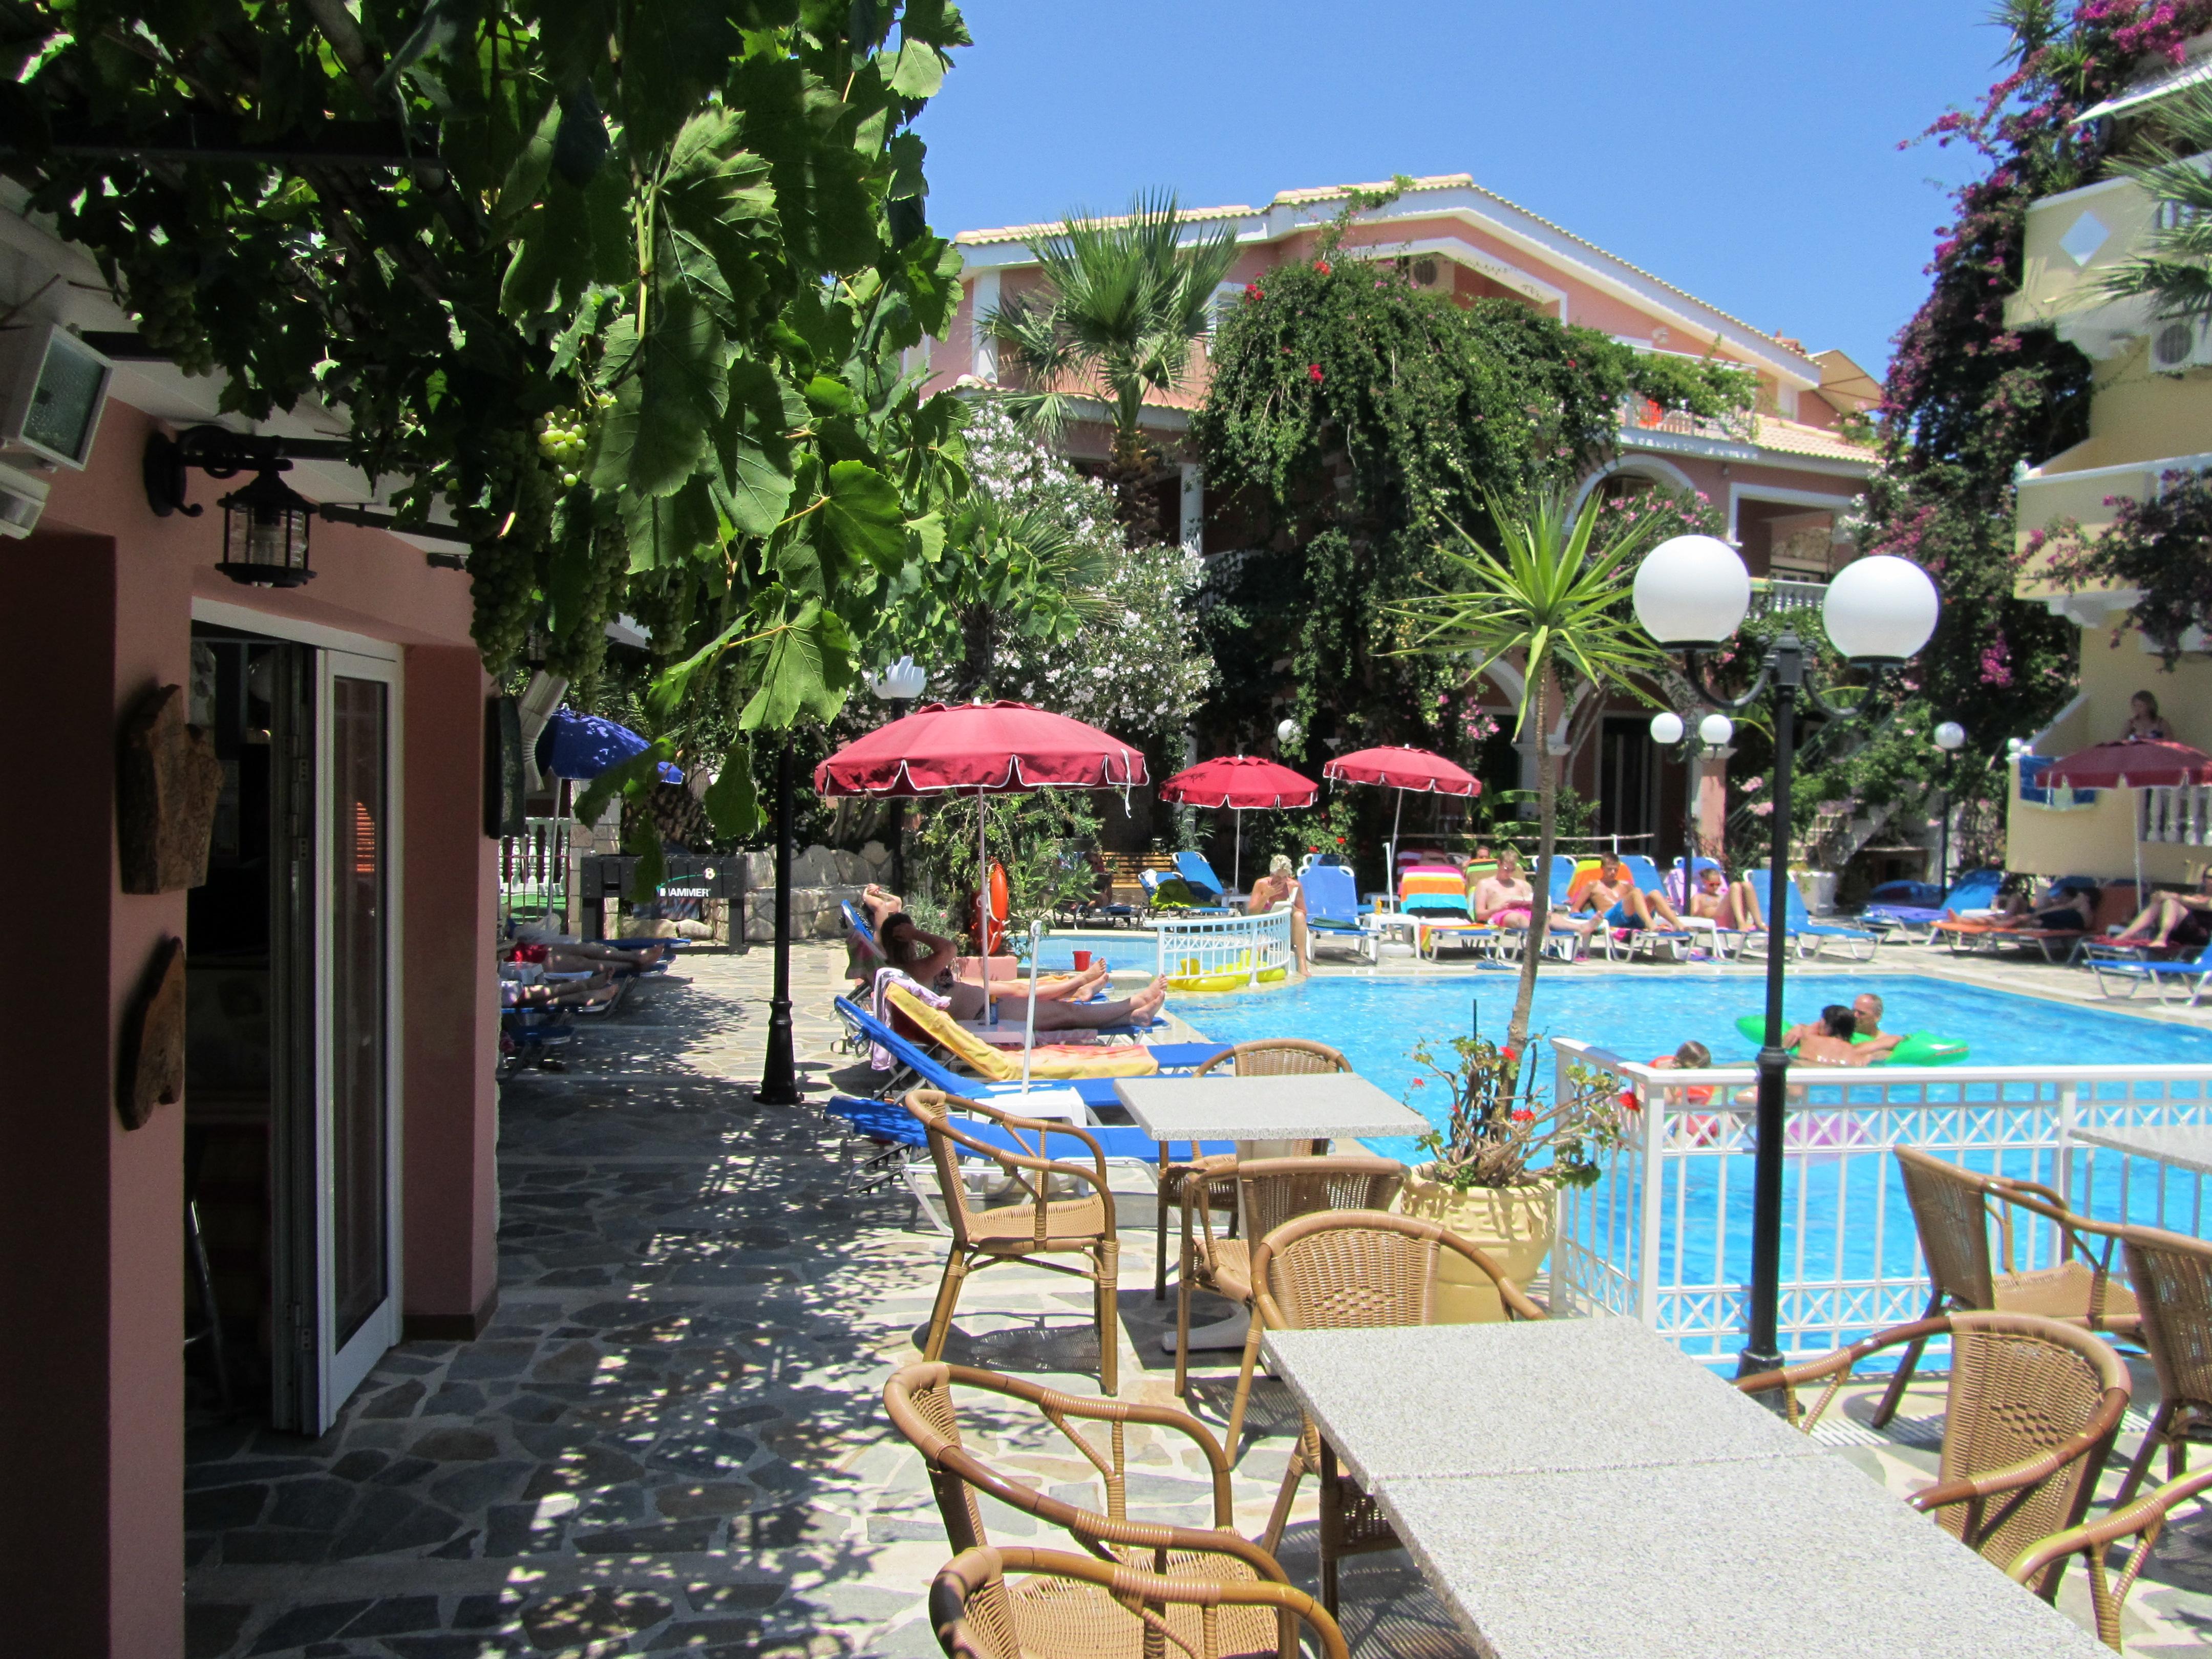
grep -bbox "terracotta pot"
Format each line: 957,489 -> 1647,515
1392,1168 -> 1556,1323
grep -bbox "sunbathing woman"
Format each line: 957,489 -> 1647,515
1687,864 -> 1763,931
1245,854 -> 1310,975
2114,868 -> 2212,951
877,912 -> 1167,1027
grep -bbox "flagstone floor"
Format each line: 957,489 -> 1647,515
183,941 -> 2212,1656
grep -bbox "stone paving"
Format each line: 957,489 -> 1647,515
183,939 -> 2212,1656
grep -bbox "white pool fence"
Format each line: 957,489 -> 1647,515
1549,1038 -> 2212,1365
1151,909 -> 1295,989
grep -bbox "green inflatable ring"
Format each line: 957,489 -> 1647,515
1732,1013 -> 1967,1067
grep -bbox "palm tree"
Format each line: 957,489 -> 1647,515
2100,84 -> 2212,319
983,192 -> 1237,526
1396,492 -> 1673,1048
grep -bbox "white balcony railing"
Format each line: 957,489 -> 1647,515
1551,1039 -> 2212,1366
2144,784 -> 2212,846
498,814 -> 570,924
1748,577 -> 1826,619
1619,395 -> 1760,446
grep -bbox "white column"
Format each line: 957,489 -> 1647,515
969,269 -> 1000,383
1179,463 -> 1203,555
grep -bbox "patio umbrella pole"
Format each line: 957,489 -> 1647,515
757,740 -> 799,1107
1389,791 -> 1405,884
979,786 -> 993,1027
1232,807 -> 1242,896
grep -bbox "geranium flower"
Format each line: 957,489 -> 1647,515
1313,259 -> 1331,275
1308,364 -> 1325,384
1243,283 -> 1263,302
1410,1076 -> 1427,1088
1512,1109 -> 1536,1124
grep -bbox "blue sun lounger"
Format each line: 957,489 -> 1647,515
1862,867 -> 2005,943
840,900 -> 885,963
1301,863 -> 1375,960
1743,869 -> 1879,962
1605,854 -> 1708,961
1175,850 -> 1230,903
2086,939 -> 2212,1006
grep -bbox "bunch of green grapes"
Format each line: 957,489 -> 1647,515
467,532 -> 543,675
545,525 -> 631,692
535,391 -> 615,490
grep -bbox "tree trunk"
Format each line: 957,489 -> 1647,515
1507,668 -> 1552,1053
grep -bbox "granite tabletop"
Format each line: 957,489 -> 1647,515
1262,1317 -> 1824,1486
1377,1457 -> 2105,1658
2072,1122 -> 2212,1177
1111,1071 -> 1429,1143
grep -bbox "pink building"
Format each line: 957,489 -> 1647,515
0,209 -> 502,1658
929,176 -> 1883,853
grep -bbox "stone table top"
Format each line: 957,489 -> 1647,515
1262,1317 -> 1824,1486
2072,1123 -> 2212,1178
1376,1456 -> 2107,1658
1111,1071 -> 1429,1144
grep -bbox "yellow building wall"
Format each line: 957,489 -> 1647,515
2006,631 -> 2212,882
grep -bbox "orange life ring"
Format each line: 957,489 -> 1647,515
970,861 -> 1010,955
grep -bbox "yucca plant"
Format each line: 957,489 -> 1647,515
1395,491 -> 1673,1047
983,192 -> 1237,520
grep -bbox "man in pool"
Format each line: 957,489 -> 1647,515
1849,992 -> 1905,1059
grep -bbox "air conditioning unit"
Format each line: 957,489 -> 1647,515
0,457 -> 50,539
2148,315 -> 2212,374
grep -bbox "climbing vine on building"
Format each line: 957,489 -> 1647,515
1838,0 -> 2212,832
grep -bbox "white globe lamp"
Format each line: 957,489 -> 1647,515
866,654 -> 927,701
1822,556 -> 1940,665
1649,711 -> 1685,746
1934,721 -> 1967,752
1633,535 -> 1752,647
1698,713 -> 1735,748
1277,717 -> 1301,747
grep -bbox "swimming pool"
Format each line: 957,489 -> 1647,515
1177,971 -> 2212,1161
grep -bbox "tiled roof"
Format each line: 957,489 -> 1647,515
953,174 -> 1817,370
1750,416 -> 1877,465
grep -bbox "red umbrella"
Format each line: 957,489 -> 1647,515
815,699 -> 1146,796
1322,746 -> 1481,875
1159,755 -> 1319,892
2040,738 -> 2212,897
815,701 -> 1146,1022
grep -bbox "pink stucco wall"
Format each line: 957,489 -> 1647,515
0,396 -> 499,1659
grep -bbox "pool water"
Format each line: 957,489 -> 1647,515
1180,971 -> 2212,1161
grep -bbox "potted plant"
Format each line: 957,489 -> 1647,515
1393,1035 -> 1623,1321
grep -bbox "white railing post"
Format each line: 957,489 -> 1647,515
1637,1073 -> 1665,1328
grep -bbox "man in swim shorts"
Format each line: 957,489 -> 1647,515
1779,1005 -> 1868,1067
1578,853 -> 1686,932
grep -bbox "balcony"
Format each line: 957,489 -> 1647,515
1748,576 -> 1825,619
1617,395 -> 1760,449
2005,174 -> 2159,357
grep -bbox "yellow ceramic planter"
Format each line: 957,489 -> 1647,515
1393,1170 -> 1556,1323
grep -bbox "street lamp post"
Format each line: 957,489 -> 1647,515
1933,721 -> 1967,891
1633,541 -> 1939,1377
1648,708 -> 1735,881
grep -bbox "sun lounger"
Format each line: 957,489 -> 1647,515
833,995 -> 1224,1108
1302,863 -> 1376,961
1932,876 -> 2117,963
1742,869 -> 1878,962
1862,868 -> 2004,944
2085,939 -> 2212,1006
1174,850 -> 1230,903
1388,866 -> 1494,958
1604,854 -> 1709,962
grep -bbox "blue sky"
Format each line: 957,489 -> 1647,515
912,2 -> 2010,374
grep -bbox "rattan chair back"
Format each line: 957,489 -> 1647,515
1229,1158 -> 1406,1262
930,1545 -> 1346,1659
1193,1039 -> 1351,1078
905,1089 -> 1113,1251
2124,1223 -> 2212,1416
1896,1146 -> 2002,1308
1740,1310 -> 2128,1591
1250,1209 -> 1546,1332
883,1362 -> 1287,1583
2008,1463 -> 2212,1649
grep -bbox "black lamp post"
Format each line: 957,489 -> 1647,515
756,741 -> 801,1108
1633,540 -> 1940,1377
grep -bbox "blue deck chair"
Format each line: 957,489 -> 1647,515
832,995 -> 1225,1108
1591,856 -> 1698,961
2085,939 -> 2212,1005
841,900 -> 885,963
1301,863 -> 1373,960
1743,869 -> 1879,962
1175,850 -> 1229,901
1863,867 -> 2006,941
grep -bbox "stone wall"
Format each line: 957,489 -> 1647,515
739,840 -> 890,943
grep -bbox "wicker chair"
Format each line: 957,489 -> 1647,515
1250,1209 -> 1546,1617
1740,1310 -> 2130,1589
2103,1221 -> 2212,1504
903,1090 -> 1122,1393
930,1544 -> 1346,1659
1175,1155 -> 1406,1459
1153,1040 -> 1350,1303
884,1362 -> 1290,1588
2006,1463 -> 2212,1650
1874,1148 -> 2140,1427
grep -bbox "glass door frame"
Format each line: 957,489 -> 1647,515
316,646 -> 404,1422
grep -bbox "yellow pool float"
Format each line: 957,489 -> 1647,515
1165,951 -> 1290,992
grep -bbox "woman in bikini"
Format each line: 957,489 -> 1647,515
1687,863 -> 1763,931
875,912 -> 1167,1027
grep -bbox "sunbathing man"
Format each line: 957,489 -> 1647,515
877,912 -> 1167,1027
1473,849 -> 1603,949
1848,992 -> 1905,1059
2113,867 -> 2212,951
502,973 -> 622,1011
1687,864 -> 1763,931
1988,875 -> 2097,934
1578,853 -> 1686,933
1778,1005 -> 1869,1067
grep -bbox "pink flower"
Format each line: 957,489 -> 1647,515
1742,776 -> 1762,793
1308,364 -> 1325,384
1750,801 -> 1775,817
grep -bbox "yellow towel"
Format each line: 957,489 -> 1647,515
886,986 -> 1159,1081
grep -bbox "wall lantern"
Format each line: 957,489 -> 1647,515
215,467 -> 316,588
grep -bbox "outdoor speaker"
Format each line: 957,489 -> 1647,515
0,321 -> 114,469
